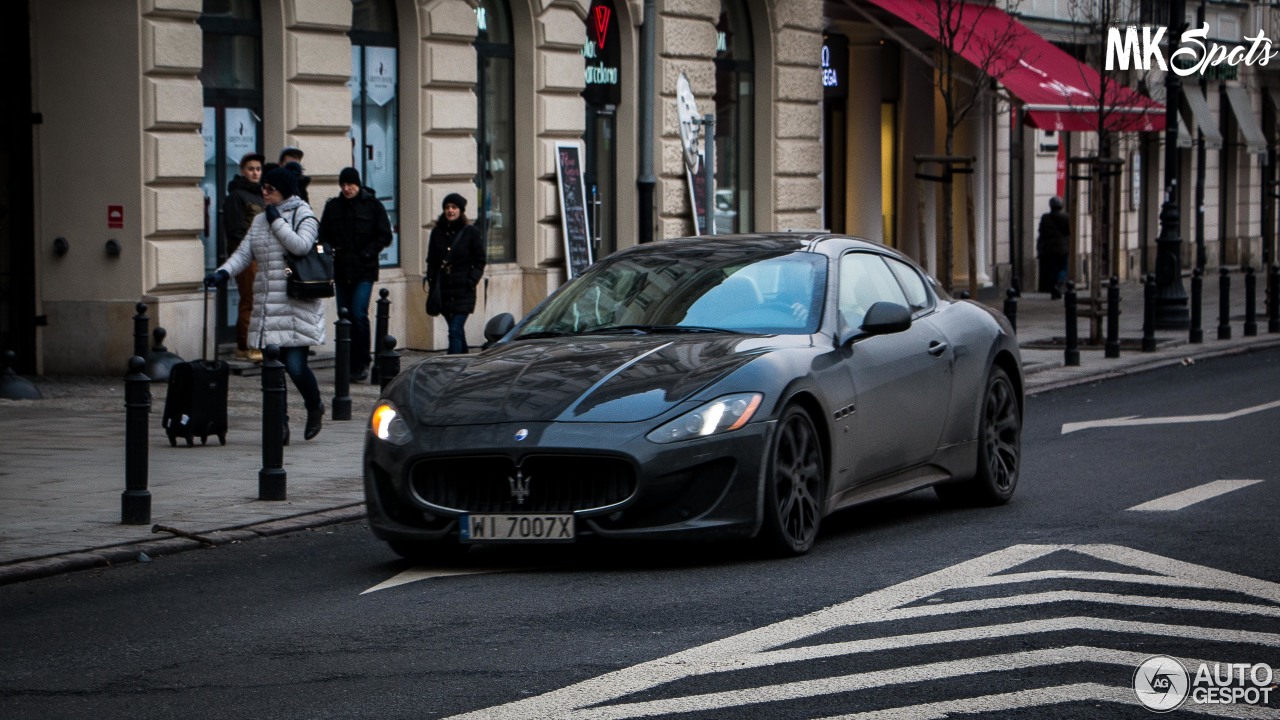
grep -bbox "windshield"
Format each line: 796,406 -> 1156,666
516,249 -> 827,337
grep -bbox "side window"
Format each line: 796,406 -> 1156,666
838,253 -> 908,331
885,257 -> 931,313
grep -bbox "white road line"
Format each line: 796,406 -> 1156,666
360,566 -> 513,594
441,544 -> 1280,720
1128,479 -> 1265,512
1060,399 -> 1280,434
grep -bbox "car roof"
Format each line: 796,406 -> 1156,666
620,232 -> 892,258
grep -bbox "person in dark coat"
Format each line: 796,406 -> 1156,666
1037,196 -> 1070,299
223,152 -> 265,361
425,193 -> 486,354
279,148 -> 312,203
319,167 -> 393,381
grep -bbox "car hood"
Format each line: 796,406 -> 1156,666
406,335 -> 783,425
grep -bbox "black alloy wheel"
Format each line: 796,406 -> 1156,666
763,405 -> 825,555
936,365 -> 1021,506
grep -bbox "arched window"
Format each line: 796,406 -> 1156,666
350,0 -> 400,267
475,0 -> 515,262
715,0 -> 753,233
199,0 -> 262,345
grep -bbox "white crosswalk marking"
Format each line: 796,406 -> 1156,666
1128,479 -> 1264,511
1060,399 -> 1280,434
443,544 -> 1280,719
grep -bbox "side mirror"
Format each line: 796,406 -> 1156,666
860,302 -> 913,335
483,313 -> 515,346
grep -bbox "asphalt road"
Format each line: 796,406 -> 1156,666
2,347 -> 1279,719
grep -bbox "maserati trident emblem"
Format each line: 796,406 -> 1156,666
514,428 -> 529,441
508,470 -> 532,505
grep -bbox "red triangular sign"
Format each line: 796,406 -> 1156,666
593,6 -> 611,49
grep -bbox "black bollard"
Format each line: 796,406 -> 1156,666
1064,281 -> 1080,367
333,308 -> 352,421
259,344 -> 287,501
378,334 -> 401,391
145,327 -> 185,383
1190,267 -> 1204,344
1218,267 -> 1232,340
1105,276 -> 1121,359
370,288 -> 391,385
1244,266 -> 1258,337
1142,274 -> 1157,353
122,356 -> 152,525
1002,288 -> 1017,334
1270,264 -> 1280,333
133,301 -> 150,362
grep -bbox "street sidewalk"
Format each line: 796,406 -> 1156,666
2,270 -> 1278,585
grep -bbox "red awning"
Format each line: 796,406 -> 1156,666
862,0 -> 1165,132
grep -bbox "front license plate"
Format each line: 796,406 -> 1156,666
460,514 -> 575,543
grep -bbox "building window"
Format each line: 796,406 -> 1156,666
350,0 -> 400,267
475,0 -> 516,263
715,0 -> 754,233
200,0 -> 262,345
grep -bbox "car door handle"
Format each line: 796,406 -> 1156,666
927,341 -> 948,357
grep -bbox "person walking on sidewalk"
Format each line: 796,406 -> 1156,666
1037,196 -> 1070,299
222,152 -> 265,362
319,167 -> 392,382
425,193 -> 486,354
205,165 -> 326,441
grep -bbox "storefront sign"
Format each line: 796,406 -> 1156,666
582,0 -> 621,106
108,205 -> 124,229
555,142 -> 593,278
224,108 -> 257,164
823,34 -> 848,100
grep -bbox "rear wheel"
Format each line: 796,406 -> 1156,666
761,405 -> 826,555
936,366 -> 1021,506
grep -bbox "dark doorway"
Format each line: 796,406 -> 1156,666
1,2 -> 37,372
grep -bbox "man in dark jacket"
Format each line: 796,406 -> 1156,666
222,152 -> 265,361
1037,196 -> 1070,299
319,167 -> 393,381
426,193 -> 486,354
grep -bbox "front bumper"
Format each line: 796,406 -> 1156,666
363,418 -> 776,546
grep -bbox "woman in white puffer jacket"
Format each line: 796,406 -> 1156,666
206,164 -> 326,441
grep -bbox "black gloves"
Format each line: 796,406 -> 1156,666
264,204 -> 281,224
203,269 -> 229,288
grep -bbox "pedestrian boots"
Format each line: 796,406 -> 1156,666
304,403 -> 324,440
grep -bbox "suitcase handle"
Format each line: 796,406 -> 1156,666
202,283 -> 211,362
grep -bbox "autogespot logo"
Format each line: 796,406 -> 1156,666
1134,655 -> 1190,712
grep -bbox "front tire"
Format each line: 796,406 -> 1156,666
936,366 -> 1021,506
761,405 -> 826,555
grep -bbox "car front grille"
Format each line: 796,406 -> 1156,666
410,455 -> 636,513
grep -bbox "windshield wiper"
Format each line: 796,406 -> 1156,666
515,330 -> 575,339
582,324 -> 738,335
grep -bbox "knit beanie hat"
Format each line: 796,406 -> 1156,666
262,166 -> 298,199
339,167 -> 361,187
442,192 -> 467,211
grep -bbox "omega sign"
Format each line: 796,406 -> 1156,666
582,0 -> 621,105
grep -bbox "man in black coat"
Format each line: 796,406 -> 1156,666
319,167 -> 393,381
425,193 -> 486,354
1036,196 -> 1070,299
222,152 -> 265,361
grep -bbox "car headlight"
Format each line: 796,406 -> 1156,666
646,393 -> 763,444
370,401 -> 413,445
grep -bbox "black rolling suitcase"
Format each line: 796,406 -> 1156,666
162,287 -> 229,447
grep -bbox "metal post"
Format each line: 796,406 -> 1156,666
1269,264 -> 1280,333
1142,274 -> 1157,353
1190,267 -> 1203,343
122,356 -> 151,525
370,288 -> 390,385
1155,0 -> 1190,329
1244,266 -> 1258,337
378,335 -> 401,391
259,344 -> 287,501
702,113 -> 716,235
1064,281 -> 1080,367
1002,288 -> 1017,334
637,0 -> 656,244
1105,276 -> 1121,358
133,301 -> 150,362
1218,267 -> 1232,340
333,308 -> 352,421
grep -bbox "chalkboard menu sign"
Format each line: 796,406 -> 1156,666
555,142 -> 593,279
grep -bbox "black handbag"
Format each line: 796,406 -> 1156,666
283,213 -> 334,300
425,270 -> 443,316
